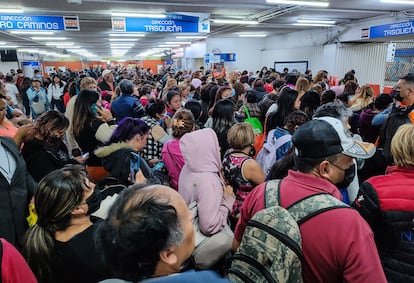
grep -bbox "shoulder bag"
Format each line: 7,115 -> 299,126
189,177 -> 233,269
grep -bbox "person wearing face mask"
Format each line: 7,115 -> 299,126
372,73 -> 414,126
233,116 -> 386,283
24,166 -> 113,283
21,111 -> 86,182
222,123 -> 266,228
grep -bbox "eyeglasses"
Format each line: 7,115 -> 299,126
327,161 -> 348,172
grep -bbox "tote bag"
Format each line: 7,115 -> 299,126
189,178 -> 233,269
243,106 -> 263,136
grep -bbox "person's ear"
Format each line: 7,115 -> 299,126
71,206 -> 85,216
318,160 -> 331,179
159,247 -> 178,266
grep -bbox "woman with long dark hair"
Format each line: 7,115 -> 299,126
72,89 -> 116,182
24,166 -> 112,283
266,86 -> 299,134
47,75 -> 66,112
210,98 -> 237,158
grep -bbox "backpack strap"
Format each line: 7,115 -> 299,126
264,179 -> 349,224
264,179 -> 282,207
271,134 -> 292,151
287,193 -> 349,225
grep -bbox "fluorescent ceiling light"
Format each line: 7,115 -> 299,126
292,23 -> 334,27
158,45 -> 179,48
0,42 -> 6,45
176,35 -> 207,39
18,48 -> 40,53
239,34 -> 267,37
46,42 -> 73,46
112,12 -> 166,18
111,47 -> 131,50
10,31 -> 55,35
0,46 -> 18,48
31,37 -> 67,40
110,43 -> 135,46
298,19 -> 335,24
212,19 -> 258,25
109,33 -> 145,37
165,41 -> 191,45
380,0 -> 414,3
64,47 -> 82,50
0,8 -> 24,13
266,0 -> 329,7
109,38 -> 138,42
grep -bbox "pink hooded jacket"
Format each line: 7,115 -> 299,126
178,128 -> 235,235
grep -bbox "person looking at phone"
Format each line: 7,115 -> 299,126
72,89 -> 117,182
95,117 -> 163,185
21,111 -> 87,182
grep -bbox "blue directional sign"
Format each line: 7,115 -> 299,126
0,14 -> 79,31
369,20 -> 414,39
112,13 -> 209,33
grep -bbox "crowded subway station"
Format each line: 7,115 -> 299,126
1,0 -> 414,282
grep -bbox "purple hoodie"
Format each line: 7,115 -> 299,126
178,128 -> 235,235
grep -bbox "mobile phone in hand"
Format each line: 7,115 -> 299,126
152,161 -> 165,171
130,152 -> 141,183
82,152 -> 89,159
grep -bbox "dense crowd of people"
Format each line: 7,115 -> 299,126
0,64 -> 413,283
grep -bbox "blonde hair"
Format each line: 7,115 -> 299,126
295,78 -> 310,93
350,84 -> 373,108
171,109 -> 195,138
391,123 -> 414,167
227,122 -> 255,150
79,77 -> 97,90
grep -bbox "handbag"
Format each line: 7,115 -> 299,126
243,106 -> 263,136
189,178 -> 233,269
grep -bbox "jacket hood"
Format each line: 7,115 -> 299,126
180,128 -> 221,173
95,142 -> 135,181
94,142 -> 133,158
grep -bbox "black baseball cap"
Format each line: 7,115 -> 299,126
292,116 -> 376,159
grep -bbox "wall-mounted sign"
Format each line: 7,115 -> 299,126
112,13 -> 209,33
369,20 -> 414,39
0,14 -> 79,31
205,53 -> 236,63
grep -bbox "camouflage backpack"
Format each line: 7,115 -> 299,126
228,179 -> 348,283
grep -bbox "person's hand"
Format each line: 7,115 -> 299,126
73,155 -> 88,164
149,158 -> 160,166
97,107 -> 113,122
134,170 -> 147,184
223,184 -> 235,198
163,115 -> 172,128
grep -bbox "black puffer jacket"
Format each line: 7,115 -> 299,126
352,166 -> 414,282
94,142 -> 161,185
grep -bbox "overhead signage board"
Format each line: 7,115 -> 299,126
112,13 -> 210,33
0,14 -> 79,31
369,20 -> 414,39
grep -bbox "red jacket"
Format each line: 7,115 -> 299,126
235,170 -> 386,283
1,238 -> 37,283
353,166 -> 414,282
